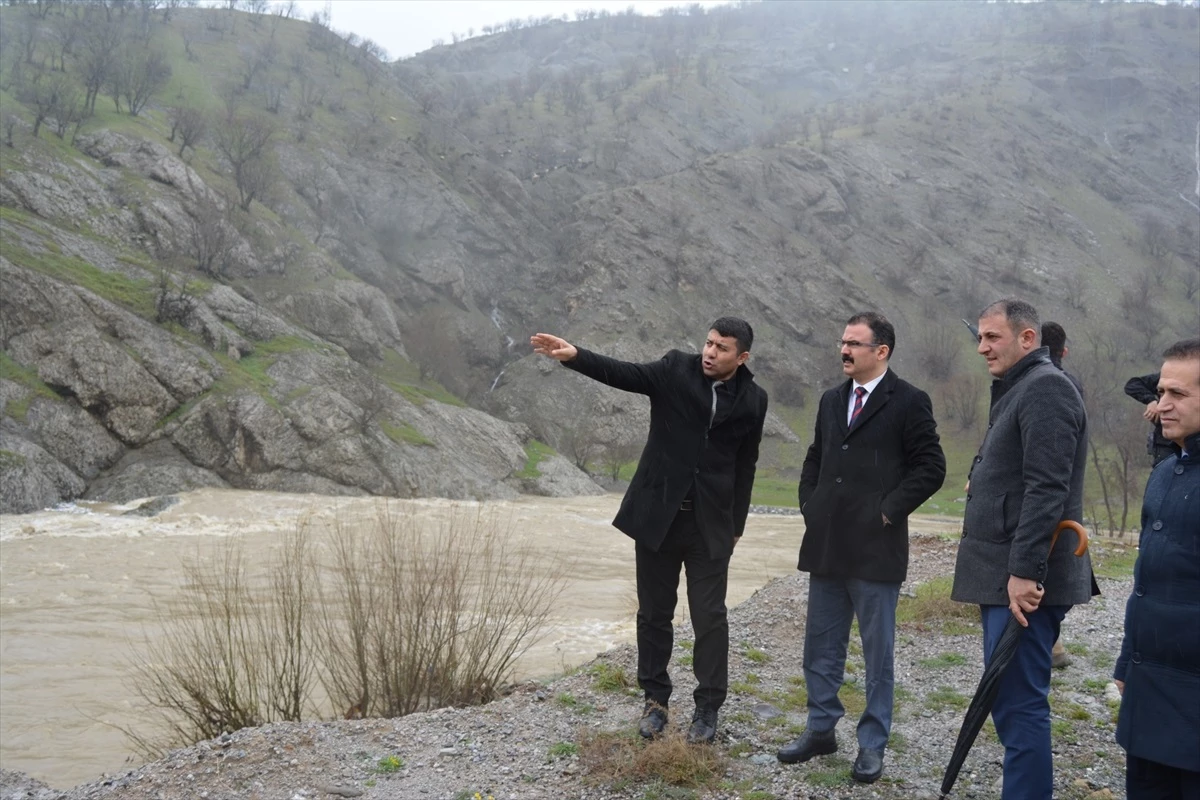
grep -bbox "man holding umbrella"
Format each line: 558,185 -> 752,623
951,299 -> 1093,799
1114,338 -> 1200,799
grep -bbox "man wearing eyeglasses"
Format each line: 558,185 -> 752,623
777,312 -> 945,783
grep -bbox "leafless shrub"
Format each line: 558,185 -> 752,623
154,269 -> 199,325
128,524 -> 316,756
317,503 -> 563,718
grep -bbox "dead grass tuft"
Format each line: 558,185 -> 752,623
579,729 -> 728,789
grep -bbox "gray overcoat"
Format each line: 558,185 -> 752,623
952,348 -> 1093,606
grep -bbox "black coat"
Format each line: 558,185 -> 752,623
564,347 -> 768,560
797,369 -> 946,583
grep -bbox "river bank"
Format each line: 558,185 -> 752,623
1,531 -> 1132,800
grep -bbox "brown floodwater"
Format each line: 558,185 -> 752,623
0,489 -> 809,788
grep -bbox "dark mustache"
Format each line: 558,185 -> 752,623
842,355 -> 853,363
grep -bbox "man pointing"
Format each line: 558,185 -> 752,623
531,318 -> 768,744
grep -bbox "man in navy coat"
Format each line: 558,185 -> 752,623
776,311 -> 945,783
531,318 -> 768,745
1114,338 -> 1200,799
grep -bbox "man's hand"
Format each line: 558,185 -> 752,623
530,333 -> 577,362
1007,575 -> 1044,628
1144,400 -> 1160,422
1115,679 -> 1124,696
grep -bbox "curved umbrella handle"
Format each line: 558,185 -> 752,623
1051,519 -> 1089,556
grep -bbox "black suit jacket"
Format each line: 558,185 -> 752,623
565,347 -> 768,560
797,369 -> 946,583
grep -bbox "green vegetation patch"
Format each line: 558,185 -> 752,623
380,420 -> 434,447
375,754 -> 404,774
896,576 -> 978,630
547,741 -> 579,760
589,662 -> 632,693
515,440 -> 555,480
1092,545 -> 1138,580
919,652 -> 968,669
750,475 -> 797,508
0,352 -> 58,421
925,685 -> 970,712
0,449 -> 29,469
3,236 -> 156,318
208,336 -> 320,406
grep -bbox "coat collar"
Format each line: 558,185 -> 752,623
991,347 -> 1052,405
1174,432 -> 1200,461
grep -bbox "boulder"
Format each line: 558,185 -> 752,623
0,431 -> 86,514
85,440 -> 228,504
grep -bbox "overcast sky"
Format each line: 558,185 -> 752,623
292,0 -> 728,60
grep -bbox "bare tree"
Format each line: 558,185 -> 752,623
912,320 -> 962,382
109,47 -> 171,116
215,113 -> 276,211
76,13 -> 123,115
186,197 -> 237,278
17,68 -> 76,139
169,105 -> 207,156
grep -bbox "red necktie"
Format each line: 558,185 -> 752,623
850,386 -> 867,426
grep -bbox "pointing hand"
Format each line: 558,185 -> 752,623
530,333 -> 577,362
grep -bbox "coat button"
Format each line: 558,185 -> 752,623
1135,585 -> 1144,597
1152,520 -> 1164,531
841,444 -> 849,450
1176,465 -> 1185,475
1132,652 -> 1142,664
966,493 -> 972,501
974,456 -> 982,463
835,477 -> 843,484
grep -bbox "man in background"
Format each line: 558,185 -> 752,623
530,318 -> 768,745
776,312 -> 945,784
1125,372 -> 1176,467
1040,320 -> 1083,670
1114,338 -> 1200,799
952,299 -> 1093,800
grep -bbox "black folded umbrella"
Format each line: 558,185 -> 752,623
939,520 -> 1090,799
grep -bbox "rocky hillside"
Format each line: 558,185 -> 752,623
1,1 -> 1197,512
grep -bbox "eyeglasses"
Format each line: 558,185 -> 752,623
837,340 -> 879,349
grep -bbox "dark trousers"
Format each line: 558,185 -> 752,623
803,575 -> 900,752
1127,755 -> 1200,800
635,509 -> 730,712
981,603 -> 1069,800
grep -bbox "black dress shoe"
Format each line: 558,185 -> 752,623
776,728 -> 837,764
851,747 -> 884,783
638,702 -> 668,739
686,707 -> 718,744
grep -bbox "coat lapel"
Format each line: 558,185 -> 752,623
836,380 -> 852,437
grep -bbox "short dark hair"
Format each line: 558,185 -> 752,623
980,298 -> 1039,339
846,311 -> 896,358
1041,321 -> 1068,366
710,316 -> 754,353
1162,338 -> 1200,361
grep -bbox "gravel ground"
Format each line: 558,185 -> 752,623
2,531 -> 1132,800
